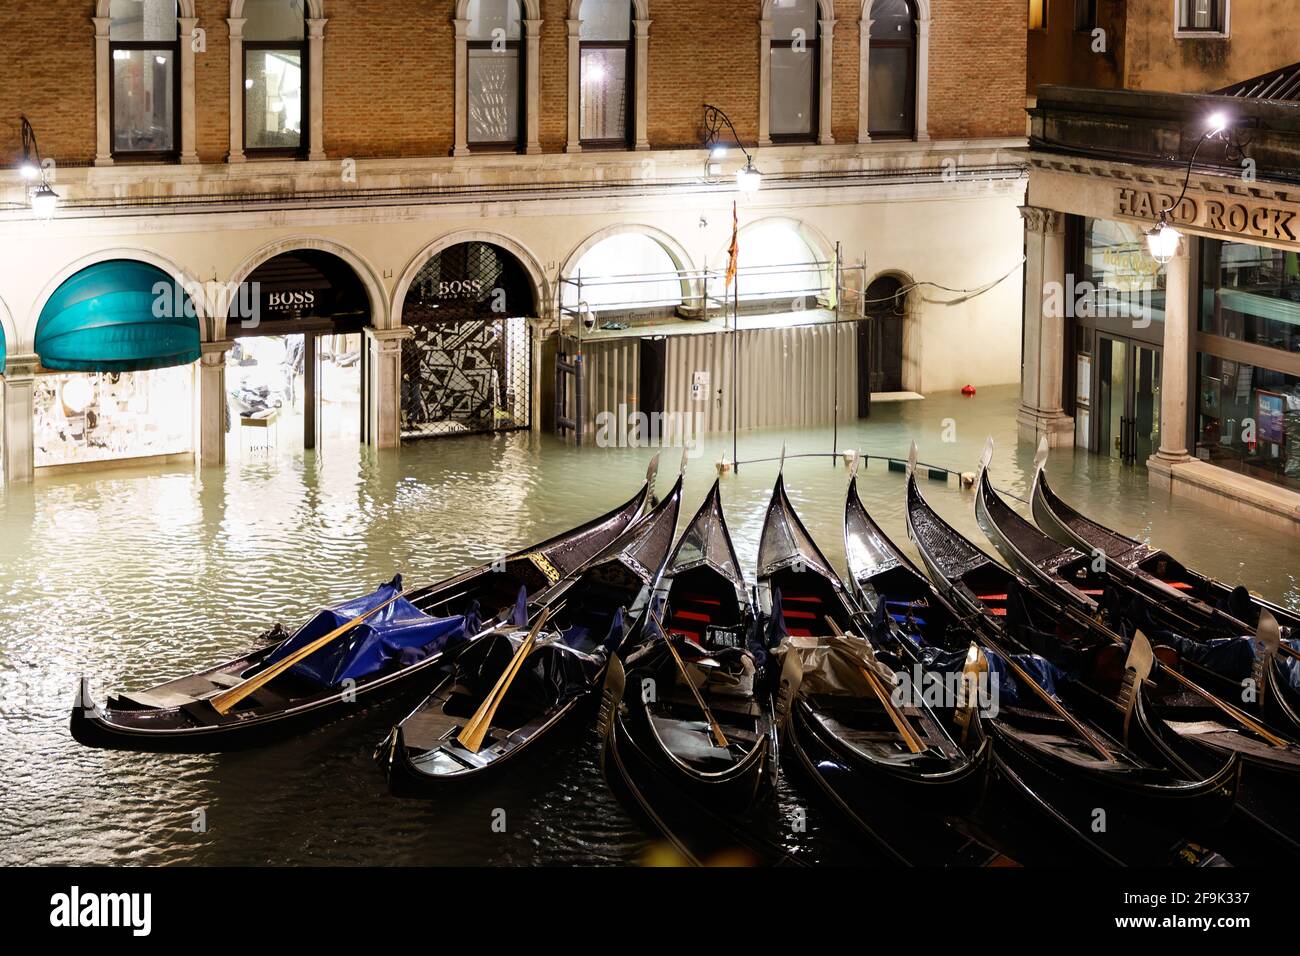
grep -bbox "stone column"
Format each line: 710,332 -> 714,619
757,18 -> 773,147
818,18 -> 836,146
565,19 -> 582,153
452,18 -> 471,157
1017,206 -> 1074,447
307,18 -> 327,161
94,16 -> 114,166
914,17 -> 931,141
1148,238 -> 1193,486
524,19 -> 543,155
227,17 -> 247,162
199,341 -> 234,467
857,18 -> 873,144
2,357 -> 38,484
633,18 -> 651,150
365,327 -> 412,449
179,16 -> 200,164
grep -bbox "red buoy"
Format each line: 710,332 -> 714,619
961,384 -> 976,397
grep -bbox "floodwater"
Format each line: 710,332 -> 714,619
1,384 -> 1296,866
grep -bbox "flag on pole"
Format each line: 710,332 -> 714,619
725,201 -> 739,289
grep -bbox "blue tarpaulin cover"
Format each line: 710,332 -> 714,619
35,260 -> 201,373
262,576 -> 475,689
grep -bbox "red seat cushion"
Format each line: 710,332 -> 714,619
782,609 -> 816,620
674,609 -> 711,623
677,594 -> 721,606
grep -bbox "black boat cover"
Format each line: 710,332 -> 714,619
1099,587 -> 1258,681
863,595 -> 1067,708
452,622 -> 611,714
262,576 -> 477,688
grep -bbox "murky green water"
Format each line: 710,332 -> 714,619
1,384 -> 1296,865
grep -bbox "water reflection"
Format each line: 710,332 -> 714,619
0,385 -> 1295,865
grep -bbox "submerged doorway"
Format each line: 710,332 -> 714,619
864,275 -> 906,393
226,250 -> 369,457
1096,336 -> 1161,466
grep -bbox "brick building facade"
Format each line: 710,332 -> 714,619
0,1 -> 1028,481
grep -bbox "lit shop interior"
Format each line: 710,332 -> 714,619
224,250 -> 367,457
1066,218 -> 1300,490
31,259 -> 199,472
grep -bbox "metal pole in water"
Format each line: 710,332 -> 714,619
733,264 -> 740,475
833,241 -> 841,465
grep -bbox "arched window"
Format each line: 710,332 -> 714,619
578,0 -> 633,147
769,0 -> 819,142
563,234 -> 684,314
243,0 -> 307,154
868,0 -> 916,139
736,221 -> 824,300
467,0 -> 524,149
108,0 -> 179,157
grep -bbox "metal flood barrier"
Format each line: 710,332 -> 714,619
571,321 -> 861,446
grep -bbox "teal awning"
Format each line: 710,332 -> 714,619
35,260 -> 200,373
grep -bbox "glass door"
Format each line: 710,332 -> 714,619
1098,337 -> 1127,461
1132,344 -> 1162,465
1095,336 -> 1161,466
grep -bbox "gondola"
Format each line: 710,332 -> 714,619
759,463 -> 1003,866
976,450 -> 1300,862
846,465 -> 1223,866
906,448 -> 1240,864
380,469 -> 684,791
602,480 -> 775,830
1029,441 -> 1300,735
69,457 -> 661,753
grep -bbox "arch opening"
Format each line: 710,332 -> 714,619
31,259 -> 200,470
398,241 -> 536,440
562,233 -> 689,322
225,248 -> 373,456
732,220 -> 831,313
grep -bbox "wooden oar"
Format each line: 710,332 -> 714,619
825,616 -> 925,755
457,608 -> 552,753
1064,606 -> 1292,749
651,609 -> 729,749
981,631 -> 1117,763
212,585 -> 420,715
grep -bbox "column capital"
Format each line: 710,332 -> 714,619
567,17 -> 582,36
523,18 -> 543,35
819,18 -> 838,36
633,18 -> 652,36
93,16 -> 111,36
1,353 -> 41,378
201,340 -> 236,366
227,17 -> 246,38
365,326 -> 415,350
1020,205 -> 1066,236
307,17 -> 327,39
453,17 -> 471,39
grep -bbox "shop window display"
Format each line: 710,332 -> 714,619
1196,353 -> 1300,491
33,367 -> 194,468
1200,239 -> 1300,355
1081,219 -> 1165,324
